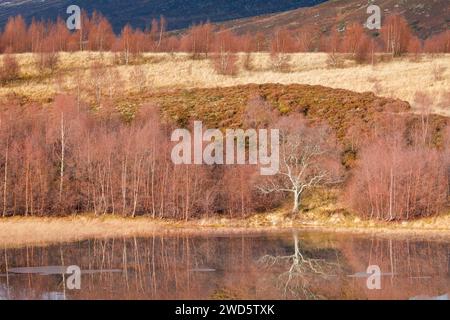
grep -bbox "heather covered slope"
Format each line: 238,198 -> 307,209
150,83 -> 411,136
147,84 -> 447,162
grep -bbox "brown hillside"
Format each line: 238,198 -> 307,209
146,83 -> 412,140
220,0 -> 450,39
139,83 -> 447,167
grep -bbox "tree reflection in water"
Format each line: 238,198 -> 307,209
258,232 -> 340,299
0,232 -> 448,300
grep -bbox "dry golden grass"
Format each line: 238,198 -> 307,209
0,214 -> 299,248
0,215 -> 161,248
1,52 -> 449,115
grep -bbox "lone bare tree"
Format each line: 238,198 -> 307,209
258,115 -> 341,213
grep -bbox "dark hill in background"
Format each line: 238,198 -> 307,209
0,0 -> 327,32
220,0 -> 450,39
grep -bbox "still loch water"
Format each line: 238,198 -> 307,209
0,231 -> 449,300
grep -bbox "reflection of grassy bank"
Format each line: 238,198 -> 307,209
1,208 -> 450,248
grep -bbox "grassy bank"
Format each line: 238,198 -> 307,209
2,52 -> 449,116
1,210 -> 449,248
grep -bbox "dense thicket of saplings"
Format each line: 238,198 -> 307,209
0,95 -> 279,219
0,13 -> 449,75
0,89 -> 448,220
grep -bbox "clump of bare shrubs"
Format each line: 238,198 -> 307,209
129,65 -> 151,92
211,52 -> 238,76
326,52 -> 345,68
242,53 -> 254,71
353,37 -> 373,64
270,52 -> 292,72
33,37 -> 60,73
432,64 -> 446,81
243,95 -> 279,128
0,52 -> 20,84
35,51 -> 59,73
208,27 -> 242,76
345,116 -> 449,221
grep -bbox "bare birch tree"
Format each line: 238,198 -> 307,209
257,115 -> 342,213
